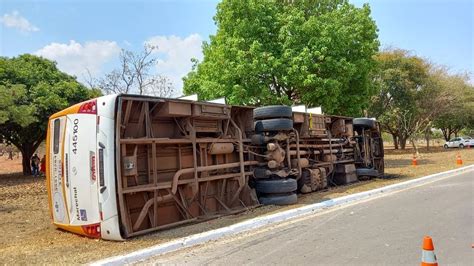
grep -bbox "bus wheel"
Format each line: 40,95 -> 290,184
353,118 -> 375,129
255,178 -> 297,194
253,105 -> 292,120
259,193 -> 297,206
254,118 -> 293,132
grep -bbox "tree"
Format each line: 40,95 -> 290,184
0,54 -> 100,175
433,76 -> 474,141
369,49 -> 462,151
183,0 -> 379,116
368,49 -> 429,149
98,45 -> 175,97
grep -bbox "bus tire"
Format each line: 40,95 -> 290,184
253,105 -> 293,120
255,178 -> 297,194
353,118 -> 375,129
253,167 -> 270,179
355,168 -> 379,179
254,118 -> 293,132
259,193 -> 297,205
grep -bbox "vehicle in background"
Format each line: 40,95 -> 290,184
443,137 -> 474,149
46,94 -> 384,240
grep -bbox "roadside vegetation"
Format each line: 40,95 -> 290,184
184,0 -> 473,152
0,55 -> 100,175
184,0 -> 379,116
369,50 -> 473,153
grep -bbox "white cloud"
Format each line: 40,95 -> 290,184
1,11 -> 39,32
35,40 -> 121,79
146,34 -> 203,94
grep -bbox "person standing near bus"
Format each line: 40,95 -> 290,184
7,145 -> 13,160
31,154 -> 40,177
40,155 -> 46,176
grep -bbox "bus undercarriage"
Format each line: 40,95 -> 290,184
115,95 -> 384,238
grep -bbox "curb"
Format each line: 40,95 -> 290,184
91,165 -> 474,265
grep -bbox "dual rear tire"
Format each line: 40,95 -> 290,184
253,106 -> 293,132
255,178 -> 298,205
253,106 -> 293,120
253,106 -> 297,205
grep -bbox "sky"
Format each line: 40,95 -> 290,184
1,0 -> 473,95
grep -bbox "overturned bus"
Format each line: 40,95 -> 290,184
46,94 -> 384,240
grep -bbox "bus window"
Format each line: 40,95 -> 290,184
53,119 -> 60,154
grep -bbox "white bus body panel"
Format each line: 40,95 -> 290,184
96,94 -> 123,240
65,114 -> 100,225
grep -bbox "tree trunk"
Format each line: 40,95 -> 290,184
399,137 -> 407,150
441,127 -> 453,141
392,134 -> 399,149
410,138 -> 419,157
425,129 -> 430,151
441,128 -> 448,141
18,141 -> 42,176
20,145 -> 34,175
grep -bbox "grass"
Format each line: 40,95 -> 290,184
0,147 -> 472,264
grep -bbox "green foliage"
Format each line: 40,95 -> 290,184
0,84 -> 36,127
369,49 -> 473,148
432,77 -> 474,140
184,0 -> 379,116
368,49 -> 431,149
430,129 -> 444,140
0,54 -> 99,173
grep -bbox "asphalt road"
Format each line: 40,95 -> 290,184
150,170 -> 474,265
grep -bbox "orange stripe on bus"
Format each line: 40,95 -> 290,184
49,103 -> 81,119
54,223 -> 87,236
46,120 -> 53,220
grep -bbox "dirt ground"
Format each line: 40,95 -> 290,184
0,147 -> 472,264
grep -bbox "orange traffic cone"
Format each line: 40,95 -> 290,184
456,154 -> 463,165
412,155 -> 418,166
421,236 -> 438,266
